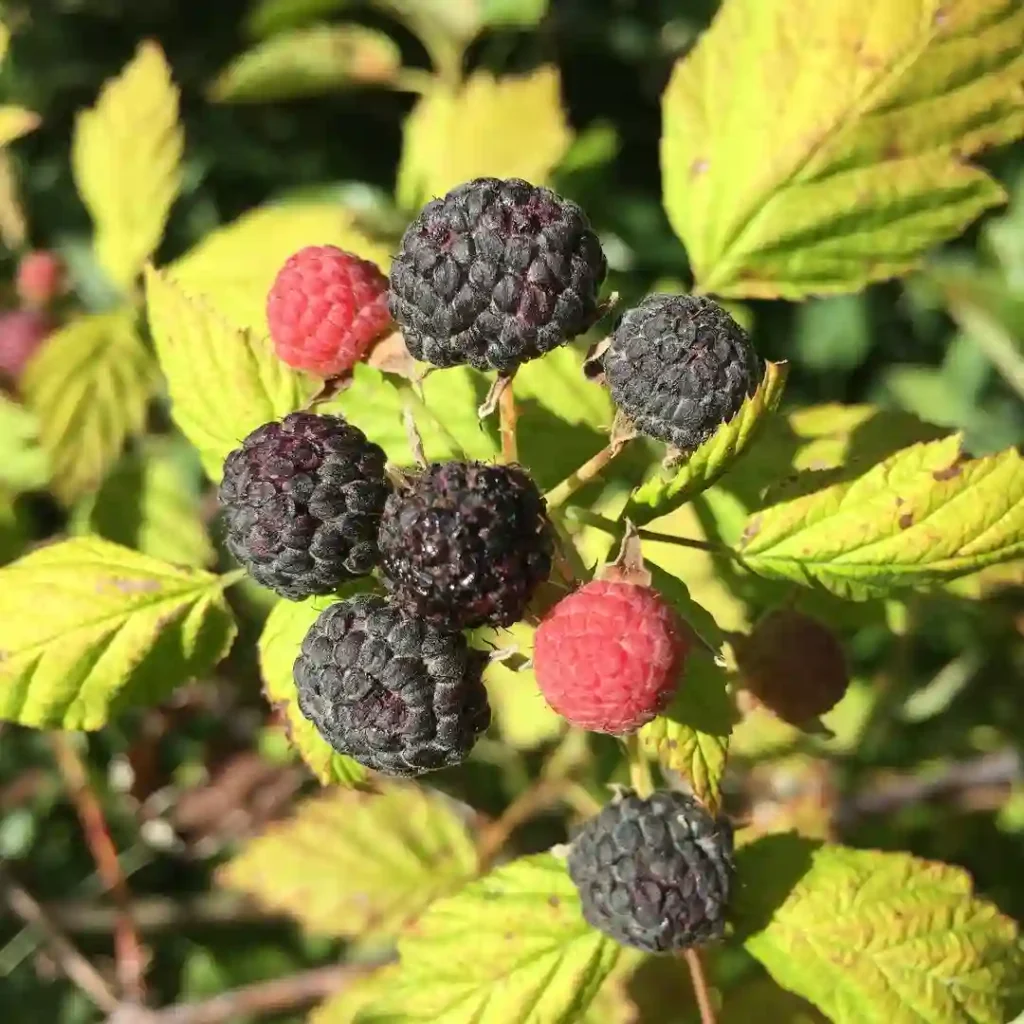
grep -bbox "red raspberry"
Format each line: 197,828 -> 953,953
266,245 -> 391,377
0,309 -> 51,381
17,251 -> 65,308
534,580 -> 690,734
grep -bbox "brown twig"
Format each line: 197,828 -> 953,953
477,777 -> 567,871
682,948 -> 717,1024
0,865 -> 119,1014
499,380 -> 519,464
110,964 -> 371,1024
51,734 -> 147,1003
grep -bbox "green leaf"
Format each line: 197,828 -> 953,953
355,854 -> 621,1023
514,343 -> 615,490
737,435 -> 1024,598
71,41 -> 183,290
0,537 -> 237,730
168,201 -> 391,336
144,267 -> 318,482
480,0 -> 548,28
794,295 -> 873,372
0,394 -> 49,493
219,783 -> 477,938
625,360 -> 788,526
397,67 -> 571,211
311,967 -> 404,1024
662,0 -> 1024,299
327,363 -> 498,465
23,311 -> 157,504
478,620 -> 566,750
0,106 -> 40,147
246,0 -> 352,38
258,595 -> 367,785
210,24 -> 402,103
639,648 -> 732,814
0,490 -> 26,565
737,834 -> 1024,1023
71,441 -> 214,567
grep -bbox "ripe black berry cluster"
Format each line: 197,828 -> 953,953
226,178 -> 750,943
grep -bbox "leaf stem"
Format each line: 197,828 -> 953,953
499,379 -> 518,464
682,947 -> 718,1024
625,733 -> 654,798
544,441 -> 631,510
51,733 -> 146,1004
563,506 -> 728,556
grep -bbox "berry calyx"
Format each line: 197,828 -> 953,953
266,245 -> 392,377
534,580 -> 689,734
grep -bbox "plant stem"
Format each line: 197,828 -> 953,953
476,777 -> 567,872
0,866 -> 119,1014
499,380 -> 518,464
544,442 -> 631,510
625,733 -> 654,798
51,734 -> 146,1004
561,507 -> 729,556
683,948 -> 718,1024
135,963 -> 379,1024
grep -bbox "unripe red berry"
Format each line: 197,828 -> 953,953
534,580 -> 690,734
16,251 -> 65,308
266,245 -> 391,377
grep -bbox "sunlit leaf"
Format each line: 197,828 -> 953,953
738,834 -> 1024,1023
219,783 -> 477,937
72,41 -> 183,289
23,311 -> 156,504
662,0 -> 1024,298
737,435 -> 1024,598
0,538 -> 236,729
144,267 -> 317,482
397,67 -> 571,211
355,854 -> 621,1023
210,24 -> 402,102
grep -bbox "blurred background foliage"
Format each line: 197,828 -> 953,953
0,1 -> 1021,1020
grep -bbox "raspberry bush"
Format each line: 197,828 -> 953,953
1,4 -> 1023,1024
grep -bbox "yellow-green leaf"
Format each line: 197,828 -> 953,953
639,648 -> 732,814
397,67 -> 571,211
210,24 -> 402,103
626,360 -> 789,526
258,595 -> 367,785
0,538 -> 237,730
738,435 -> 1024,598
0,394 -> 49,494
737,834 -> 1024,1024
311,967 -> 403,1024
327,363 -> 497,466
0,106 -> 40,147
168,201 -> 390,336
355,854 -> 621,1024
72,41 -> 183,290
219,783 -> 477,938
479,620 -> 565,750
71,442 -> 215,567
144,267 -> 318,482
23,311 -> 156,504
662,0 -> 1024,299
